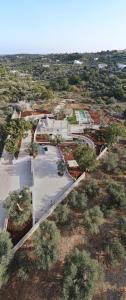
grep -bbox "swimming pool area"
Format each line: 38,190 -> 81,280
75,110 -> 92,124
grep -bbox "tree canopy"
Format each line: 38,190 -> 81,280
0,230 -> 13,287
61,248 -> 104,300
4,188 -> 32,226
84,206 -> 104,234
74,144 -> 96,171
33,220 -> 60,270
104,123 -> 126,147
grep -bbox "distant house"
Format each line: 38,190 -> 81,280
117,63 -> 126,70
98,63 -> 107,69
74,60 -> 83,65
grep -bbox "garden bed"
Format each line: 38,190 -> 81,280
36,134 -> 50,143
7,216 -> 32,246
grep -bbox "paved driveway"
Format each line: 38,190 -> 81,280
0,159 -> 33,228
33,145 -> 73,223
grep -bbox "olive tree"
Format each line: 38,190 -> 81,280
69,190 -> 88,210
104,239 -> 126,266
104,153 -> 118,172
55,204 -> 70,225
84,206 -> 104,234
104,123 -> 126,147
61,248 -> 104,300
74,144 -> 97,171
33,220 -> 60,270
106,180 -> 126,209
0,230 -> 13,287
4,188 -> 32,226
85,180 -> 100,198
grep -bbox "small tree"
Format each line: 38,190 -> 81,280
69,190 -> 88,210
33,220 -> 60,270
57,159 -> 67,176
61,248 -> 104,300
74,144 -> 96,171
84,206 -> 104,234
55,204 -> 70,225
0,230 -> 13,287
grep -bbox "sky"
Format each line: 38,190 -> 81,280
0,0 -> 126,54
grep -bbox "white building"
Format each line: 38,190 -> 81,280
35,116 -> 73,140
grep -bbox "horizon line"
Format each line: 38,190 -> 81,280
0,48 -> 126,56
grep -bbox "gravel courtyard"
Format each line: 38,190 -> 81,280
33,145 -> 73,223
